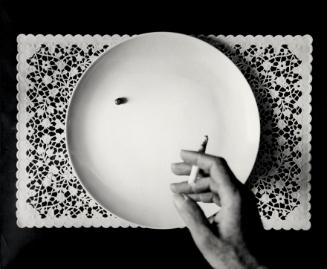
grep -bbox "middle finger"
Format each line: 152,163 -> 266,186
170,177 -> 211,194
171,162 -> 192,175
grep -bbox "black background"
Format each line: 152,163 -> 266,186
0,1 -> 325,268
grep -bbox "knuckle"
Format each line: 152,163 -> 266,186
210,157 -> 223,170
219,156 -> 228,165
215,156 -> 227,168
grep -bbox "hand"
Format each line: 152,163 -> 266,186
170,150 -> 266,269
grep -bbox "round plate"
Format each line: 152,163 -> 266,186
66,32 -> 260,229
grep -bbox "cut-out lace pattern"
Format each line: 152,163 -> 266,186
16,35 -> 312,229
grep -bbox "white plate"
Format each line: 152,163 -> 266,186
66,32 -> 260,229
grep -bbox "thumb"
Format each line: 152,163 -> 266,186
173,194 -> 215,248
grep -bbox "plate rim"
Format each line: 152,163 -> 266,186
65,32 -> 261,229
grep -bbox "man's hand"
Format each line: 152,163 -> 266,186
170,150 -> 266,269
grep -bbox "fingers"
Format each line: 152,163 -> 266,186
180,150 -> 238,199
170,177 -> 211,194
187,192 -> 214,203
171,162 -> 208,177
171,162 -> 192,175
172,194 -> 216,245
180,150 -> 217,173
172,150 -> 244,249
172,193 -> 225,268
187,193 -> 221,206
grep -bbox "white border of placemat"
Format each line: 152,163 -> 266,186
16,34 -> 312,229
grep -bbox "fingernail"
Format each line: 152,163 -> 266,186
170,183 -> 176,193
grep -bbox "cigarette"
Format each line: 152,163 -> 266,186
188,135 -> 209,186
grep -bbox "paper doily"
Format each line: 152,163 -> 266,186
16,34 -> 312,229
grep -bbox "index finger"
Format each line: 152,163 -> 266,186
180,150 -> 236,196
180,150 -> 223,173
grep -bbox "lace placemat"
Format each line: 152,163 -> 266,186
16,34 -> 312,229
